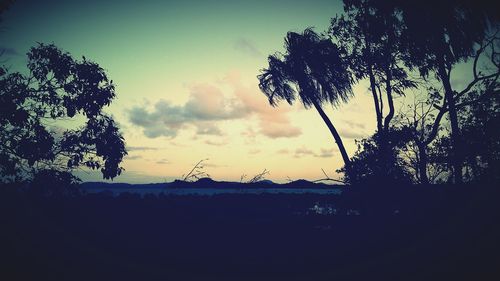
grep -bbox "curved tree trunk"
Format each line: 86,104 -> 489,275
311,100 -> 351,174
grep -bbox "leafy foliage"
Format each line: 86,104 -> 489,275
0,44 -> 127,182
338,130 -> 414,185
29,169 -> 82,197
458,83 -> 500,183
258,28 -> 353,109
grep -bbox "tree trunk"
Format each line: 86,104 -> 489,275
417,142 -> 429,185
437,62 -> 463,184
383,64 -> 395,132
311,100 -> 351,173
368,65 -> 383,133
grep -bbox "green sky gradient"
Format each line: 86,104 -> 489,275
0,0 -> 388,183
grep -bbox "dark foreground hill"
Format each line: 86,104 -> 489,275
1,183 -> 499,281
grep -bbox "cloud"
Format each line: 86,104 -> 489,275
293,147 -> 336,158
203,162 -> 227,168
125,155 -> 142,160
260,122 -> 301,139
223,71 -> 302,139
196,123 -> 224,136
248,149 -> 261,155
204,139 -> 228,146
128,72 -> 301,140
315,148 -> 335,158
0,46 -> 19,56
339,127 -> 367,139
128,83 -> 242,138
233,38 -> 262,58
276,149 -> 289,154
342,120 -> 366,130
156,159 -> 169,164
294,147 -> 315,158
127,146 -> 159,151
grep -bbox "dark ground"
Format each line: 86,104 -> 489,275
1,184 -> 499,281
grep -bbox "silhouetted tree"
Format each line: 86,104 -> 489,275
329,0 -> 418,182
396,0 -> 499,183
257,28 -> 354,174
457,81 -> 500,183
338,129 -> 413,185
394,33 -> 499,184
328,0 -> 498,185
330,0 -> 416,134
0,43 -> 127,183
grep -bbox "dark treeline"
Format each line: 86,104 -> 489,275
1,183 -> 500,280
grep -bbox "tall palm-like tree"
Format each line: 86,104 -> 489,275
258,28 -> 354,173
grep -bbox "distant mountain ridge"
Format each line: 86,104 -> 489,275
81,178 -> 340,190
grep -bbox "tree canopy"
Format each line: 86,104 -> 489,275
258,28 -> 354,171
0,44 -> 127,182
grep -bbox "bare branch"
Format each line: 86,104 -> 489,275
181,158 -> 210,182
312,168 -> 345,184
246,169 -> 270,183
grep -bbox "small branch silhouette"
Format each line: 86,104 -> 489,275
181,159 -> 210,182
239,174 -> 247,183
312,168 -> 345,184
244,169 -> 269,183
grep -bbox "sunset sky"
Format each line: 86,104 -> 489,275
1,0 -> 404,183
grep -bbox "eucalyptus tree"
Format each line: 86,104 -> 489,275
258,28 -> 354,174
393,31 -> 499,184
328,0 -> 416,183
329,0 -> 416,136
396,0 -> 499,183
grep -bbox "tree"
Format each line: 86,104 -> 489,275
257,28 -> 354,174
328,0 -> 498,185
456,80 -> 500,183
0,43 -> 127,183
330,0 -> 416,135
337,130 -> 413,185
397,0 -> 499,183
394,33 -> 499,184
329,0 -> 417,182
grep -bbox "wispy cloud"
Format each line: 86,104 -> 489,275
233,38 -> 262,58
315,148 -> 335,158
125,155 -> 142,160
341,119 -> 366,130
248,149 -> 261,155
127,146 -> 160,151
0,46 -> 19,56
276,149 -> 289,154
156,159 -> 169,165
294,147 -> 315,158
293,147 -> 337,158
339,127 -> 367,139
204,139 -> 228,146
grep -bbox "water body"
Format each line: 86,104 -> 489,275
83,186 -> 343,197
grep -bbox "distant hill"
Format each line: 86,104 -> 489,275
81,178 -> 341,190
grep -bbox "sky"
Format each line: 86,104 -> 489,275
1,0 -> 383,183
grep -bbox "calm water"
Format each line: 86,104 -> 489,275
84,187 -> 343,197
